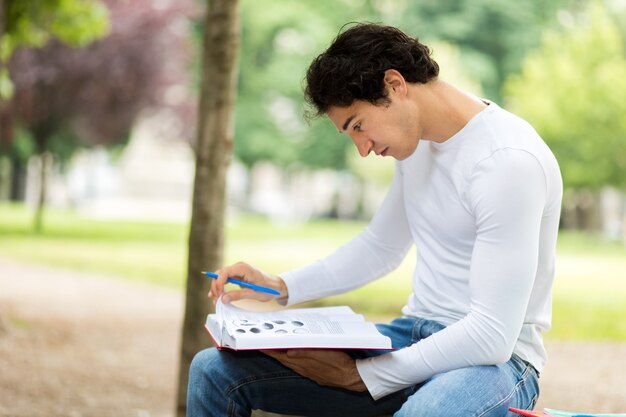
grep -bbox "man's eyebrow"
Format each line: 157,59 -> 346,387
342,115 -> 356,131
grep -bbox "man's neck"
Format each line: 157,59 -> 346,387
414,79 -> 488,143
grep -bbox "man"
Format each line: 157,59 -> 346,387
187,23 -> 562,417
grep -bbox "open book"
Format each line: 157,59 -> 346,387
205,299 -> 393,350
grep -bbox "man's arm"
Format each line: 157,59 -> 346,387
281,167 -> 413,305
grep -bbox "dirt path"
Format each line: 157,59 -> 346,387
1,257 -> 625,416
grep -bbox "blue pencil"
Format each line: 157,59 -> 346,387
202,271 -> 281,296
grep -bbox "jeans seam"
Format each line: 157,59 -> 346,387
224,373 -> 300,417
227,398 -> 237,417
476,365 -> 533,417
225,372 -> 301,397
411,318 -> 424,342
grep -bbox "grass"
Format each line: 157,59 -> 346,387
1,202 -> 625,340
549,234 -> 626,340
0,203 -> 187,286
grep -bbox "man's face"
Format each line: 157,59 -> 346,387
327,97 -> 421,161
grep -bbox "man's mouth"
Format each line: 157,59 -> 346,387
380,147 -> 389,157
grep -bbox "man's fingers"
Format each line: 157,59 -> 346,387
206,262 -> 284,304
221,288 -> 257,303
212,263 -> 255,298
218,262 -> 254,285
215,269 -> 230,297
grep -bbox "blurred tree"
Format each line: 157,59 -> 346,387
505,2 -> 626,230
0,0 -> 110,360
505,2 -> 626,189
233,0 -> 406,173
5,0 -> 195,232
176,0 -> 239,415
0,0 -> 108,204
0,0 -> 109,99
398,0 -> 588,101
234,0 -> 359,171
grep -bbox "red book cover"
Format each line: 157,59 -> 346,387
509,408 -> 553,417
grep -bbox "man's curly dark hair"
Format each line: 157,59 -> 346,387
304,23 -> 439,119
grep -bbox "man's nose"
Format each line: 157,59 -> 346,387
351,134 -> 373,157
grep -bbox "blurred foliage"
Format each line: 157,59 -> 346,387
0,0 -> 109,99
505,2 -> 626,189
398,0 -> 590,100
3,0 -> 197,152
6,0 -> 195,150
234,0 -> 365,170
2,0 -> 108,49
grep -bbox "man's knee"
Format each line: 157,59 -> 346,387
189,348 -> 224,388
393,393 -> 444,417
393,365 -> 516,417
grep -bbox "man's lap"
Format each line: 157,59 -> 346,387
188,317 -> 539,417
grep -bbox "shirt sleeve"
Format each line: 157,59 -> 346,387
280,167 -> 413,306
357,149 -> 548,399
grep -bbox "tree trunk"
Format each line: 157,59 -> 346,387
176,1 -> 240,416
33,134 -> 50,233
561,189 -> 603,232
8,153 -> 26,201
0,0 -> 4,43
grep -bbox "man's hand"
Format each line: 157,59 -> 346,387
209,262 -> 288,304
262,349 -> 367,392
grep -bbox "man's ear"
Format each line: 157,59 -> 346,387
383,69 -> 407,96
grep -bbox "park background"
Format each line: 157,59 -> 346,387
1,0 -> 626,416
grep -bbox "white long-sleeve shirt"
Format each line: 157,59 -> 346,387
280,102 -> 563,400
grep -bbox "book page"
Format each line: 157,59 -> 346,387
209,299 -> 392,350
217,299 -> 364,338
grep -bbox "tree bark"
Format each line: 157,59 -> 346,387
33,133 -> 49,233
176,1 -> 240,416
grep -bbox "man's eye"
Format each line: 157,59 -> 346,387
353,123 -> 361,131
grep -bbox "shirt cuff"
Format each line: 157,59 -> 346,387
356,357 -> 391,400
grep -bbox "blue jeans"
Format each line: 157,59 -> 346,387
187,316 -> 539,417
